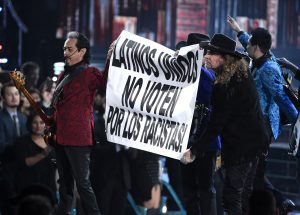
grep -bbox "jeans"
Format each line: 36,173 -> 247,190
223,157 -> 258,215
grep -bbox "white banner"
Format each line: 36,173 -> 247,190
105,30 -> 203,159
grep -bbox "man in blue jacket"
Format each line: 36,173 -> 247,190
227,15 -> 298,213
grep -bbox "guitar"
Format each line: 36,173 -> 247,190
9,70 -> 54,142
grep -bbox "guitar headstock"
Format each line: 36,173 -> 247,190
9,69 -> 25,89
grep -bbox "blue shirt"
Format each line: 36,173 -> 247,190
194,67 -> 221,151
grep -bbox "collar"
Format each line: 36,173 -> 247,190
252,52 -> 271,70
5,108 -> 18,120
64,61 -> 87,74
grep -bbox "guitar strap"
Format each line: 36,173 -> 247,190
51,64 -> 88,107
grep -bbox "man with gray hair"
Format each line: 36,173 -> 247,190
51,31 -> 111,215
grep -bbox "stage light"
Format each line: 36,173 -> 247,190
0,58 -> 8,63
52,76 -> 58,82
53,62 -> 65,75
0,7 -> 3,12
162,205 -> 167,213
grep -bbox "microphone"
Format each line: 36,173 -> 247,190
64,49 -> 78,60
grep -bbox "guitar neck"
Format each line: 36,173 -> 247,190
20,87 -> 52,126
9,70 -> 53,126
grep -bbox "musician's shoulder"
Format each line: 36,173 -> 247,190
86,66 -> 100,72
85,66 -> 101,76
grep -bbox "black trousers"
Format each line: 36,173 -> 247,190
181,151 -> 217,215
223,157 -> 258,215
253,123 -> 286,208
55,145 -> 101,215
165,158 -> 184,210
90,146 -> 129,215
253,154 -> 285,207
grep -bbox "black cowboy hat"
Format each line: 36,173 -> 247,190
201,33 -> 247,58
176,33 -> 210,51
175,41 -> 188,50
187,33 -> 210,46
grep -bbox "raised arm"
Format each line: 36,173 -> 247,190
227,15 -> 242,33
227,15 -> 250,50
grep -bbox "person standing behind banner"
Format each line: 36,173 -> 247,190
90,92 -> 132,215
181,34 -> 269,215
130,151 -> 161,214
176,33 -> 220,215
51,31 -> 111,215
227,16 -> 298,214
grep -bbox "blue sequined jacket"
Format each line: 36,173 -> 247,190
238,32 -> 298,139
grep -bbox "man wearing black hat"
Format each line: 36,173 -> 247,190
181,33 -> 269,215
175,33 -> 220,215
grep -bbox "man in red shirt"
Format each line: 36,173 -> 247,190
53,31 -> 109,215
